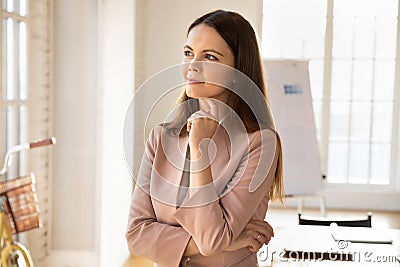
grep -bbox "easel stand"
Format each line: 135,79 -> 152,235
285,194 -> 327,217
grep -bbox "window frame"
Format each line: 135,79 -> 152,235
321,0 -> 400,192
262,0 -> 400,194
0,0 -> 30,178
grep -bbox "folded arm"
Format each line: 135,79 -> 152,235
126,127 -> 193,267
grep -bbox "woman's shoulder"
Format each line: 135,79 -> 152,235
149,123 -> 181,138
147,123 -> 183,144
148,123 -> 164,135
245,127 -> 281,153
247,127 -> 279,143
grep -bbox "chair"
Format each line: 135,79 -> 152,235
298,212 -> 372,227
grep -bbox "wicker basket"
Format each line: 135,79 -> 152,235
0,174 -> 41,234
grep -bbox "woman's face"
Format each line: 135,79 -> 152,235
182,24 -> 235,102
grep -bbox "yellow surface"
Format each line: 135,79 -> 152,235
123,255 -> 153,267
0,212 -> 34,267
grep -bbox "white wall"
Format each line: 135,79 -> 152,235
98,0 -> 134,266
52,0 -> 134,266
53,0 -> 97,252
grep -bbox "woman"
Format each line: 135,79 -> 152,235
126,10 -> 284,267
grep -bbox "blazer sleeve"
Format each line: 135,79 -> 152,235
173,128 -> 280,256
126,127 -> 191,267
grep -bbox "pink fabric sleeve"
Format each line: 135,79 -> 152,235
173,129 -> 280,256
126,127 -> 191,267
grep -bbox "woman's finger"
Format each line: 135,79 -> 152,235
264,234 -> 272,245
248,235 -> 263,252
187,110 -> 217,123
254,233 -> 265,246
248,220 -> 274,237
242,221 -> 274,247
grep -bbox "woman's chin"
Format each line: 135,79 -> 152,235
186,93 -> 207,99
185,88 -> 208,99
185,84 -> 226,99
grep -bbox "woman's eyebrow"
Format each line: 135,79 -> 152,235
184,45 -> 193,51
203,49 -> 224,57
184,45 -> 224,57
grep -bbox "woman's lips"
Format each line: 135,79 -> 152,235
186,79 -> 205,84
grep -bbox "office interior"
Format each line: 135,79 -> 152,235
0,0 -> 399,266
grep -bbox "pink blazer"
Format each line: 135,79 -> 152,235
126,123 -> 279,267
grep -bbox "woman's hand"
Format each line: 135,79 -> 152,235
225,220 -> 274,252
187,99 -> 219,155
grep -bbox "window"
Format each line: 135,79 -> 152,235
1,0 -> 29,179
263,0 -> 399,188
1,0 -> 52,264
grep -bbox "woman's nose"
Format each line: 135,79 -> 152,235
188,59 -> 202,73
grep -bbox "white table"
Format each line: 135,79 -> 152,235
258,225 -> 400,267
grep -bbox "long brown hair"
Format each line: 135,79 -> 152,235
168,10 -> 284,203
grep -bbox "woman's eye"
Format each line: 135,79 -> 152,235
205,54 -> 218,61
184,50 -> 193,57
